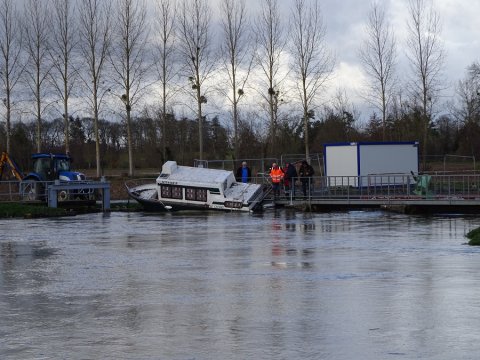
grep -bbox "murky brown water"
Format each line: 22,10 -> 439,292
1,209 -> 480,359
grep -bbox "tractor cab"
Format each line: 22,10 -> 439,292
25,153 -> 85,182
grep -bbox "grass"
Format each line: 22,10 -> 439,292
0,203 -> 69,218
0,201 -> 144,219
466,227 -> 480,246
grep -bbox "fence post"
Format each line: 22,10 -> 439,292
48,181 -> 59,208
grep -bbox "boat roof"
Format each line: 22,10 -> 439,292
157,161 -> 234,187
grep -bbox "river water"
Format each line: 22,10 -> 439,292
1,209 -> 480,359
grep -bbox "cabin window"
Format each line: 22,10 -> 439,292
160,185 -> 171,198
196,188 -> 207,201
160,185 -> 183,199
185,187 -> 208,202
185,188 -> 196,200
171,186 -> 183,199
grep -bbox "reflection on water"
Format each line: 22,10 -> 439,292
2,209 -> 480,359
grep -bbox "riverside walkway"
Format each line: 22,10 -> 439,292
2,172 -> 480,214
265,173 -> 480,214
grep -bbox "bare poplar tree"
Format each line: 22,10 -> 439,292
406,0 -> 445,168
358,1 -> 396,141
110,0 -> 150,176
178,0 -> 215,161
219,0 -> 252,161
154,0 -> 177,163
23,0 -> 52,153
451,64 -> 480,152
470,62 -> 480,78
49,0 -> 78,154
453,70 -> 480,124
78,0 -> 112,177
290,0 -> 334,160
0,0 -> 24,153
254,0 -> 286,156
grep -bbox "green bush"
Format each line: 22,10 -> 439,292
466,226 -> 480,246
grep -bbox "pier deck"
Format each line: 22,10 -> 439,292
266,173 -> 480,213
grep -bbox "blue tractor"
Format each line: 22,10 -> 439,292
22,153 -> 90,201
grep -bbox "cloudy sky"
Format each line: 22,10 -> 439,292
198,0 -> 480,123
317,0 -> 480,104
10,0 -> 480,125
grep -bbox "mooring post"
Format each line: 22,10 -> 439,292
48,181 -> 60,208
101,177 -> 110,211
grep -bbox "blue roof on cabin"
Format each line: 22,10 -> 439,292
323,141 -> 419,147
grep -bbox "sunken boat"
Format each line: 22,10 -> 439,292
126,161 -> 267,212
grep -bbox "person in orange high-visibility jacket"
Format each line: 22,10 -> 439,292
269,162 -> 284,198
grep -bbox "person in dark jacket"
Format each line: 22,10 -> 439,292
283,162 -> 298,197
298,160 -> 314,196
236,161 -> 252,183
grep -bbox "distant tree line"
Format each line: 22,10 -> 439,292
1,91 -> 476,173
1,0 -> 480,175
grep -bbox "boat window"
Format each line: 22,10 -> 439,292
185,187 -> 207,202
171,186 -> 182,199
185,188 -> 195,200
160,185 -> 171,198
196,188 -> 207,201
160,185 -> 183,199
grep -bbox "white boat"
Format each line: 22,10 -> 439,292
125,161 -> 268,212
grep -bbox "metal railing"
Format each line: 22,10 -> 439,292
193,155 -> 325,177
0,179 -> 105,205
3,173 -> 480,205
0,180 -> 22,201
260,173 -> 480,202
0,180 -> 51,202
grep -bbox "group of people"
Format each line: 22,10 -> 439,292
235,160 -> 315,198
269,161 -> 315,198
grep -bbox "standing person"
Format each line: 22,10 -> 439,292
299,160 -> 315,197
236,161 -> 251,183
283,162 -> 298,197
269,162 -> 284,198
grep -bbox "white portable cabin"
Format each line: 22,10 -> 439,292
324,141 -> 419,187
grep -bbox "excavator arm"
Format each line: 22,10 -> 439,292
0,152 -> 24,181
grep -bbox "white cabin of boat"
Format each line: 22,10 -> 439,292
155,161 -> 260,209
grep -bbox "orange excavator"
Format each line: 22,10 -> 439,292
0,151 -> 24,181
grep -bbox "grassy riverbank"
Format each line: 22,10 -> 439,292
0,202 -> 144,219
0,203 -> 70,218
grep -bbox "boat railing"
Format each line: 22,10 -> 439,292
124,178 -> 157,191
